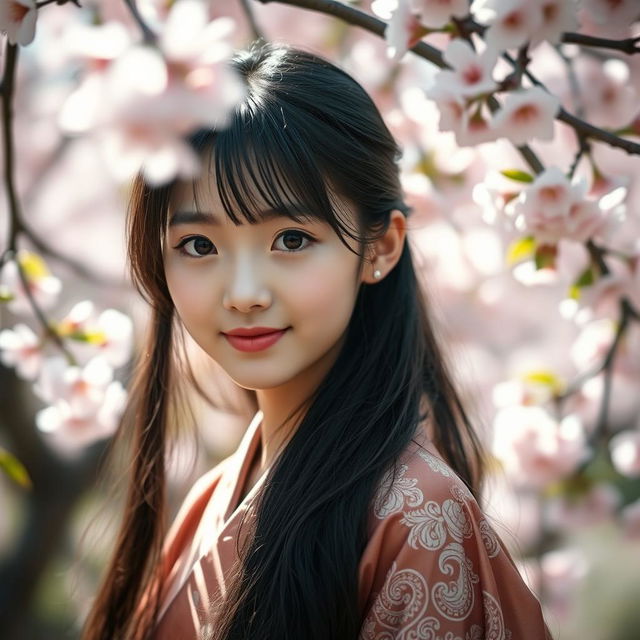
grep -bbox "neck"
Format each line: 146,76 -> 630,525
253,333 -> 346,473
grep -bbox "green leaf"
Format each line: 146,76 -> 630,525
500,169 -> 534,183
506,236 -> 536,266
574,266 -> 595,288
0,447 -> 32,489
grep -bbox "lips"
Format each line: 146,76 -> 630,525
222,327 -> 289,353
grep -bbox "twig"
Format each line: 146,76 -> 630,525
0,45 -> 75,364
122,0 -> 156,44
561,32 -> 640,55
255,0 -> 547,176
1,45 -> 23,252
239,0 -> 266,42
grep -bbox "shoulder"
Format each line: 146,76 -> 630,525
358,440 -> 552,639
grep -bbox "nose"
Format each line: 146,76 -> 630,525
222,253 -> 272,313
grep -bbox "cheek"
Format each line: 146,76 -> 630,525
164,265 -> 215,324
291,257 -> 359,328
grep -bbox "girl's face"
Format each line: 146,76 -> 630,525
163,170 -> 367,394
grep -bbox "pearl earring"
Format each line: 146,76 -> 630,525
373,269 -> 382,280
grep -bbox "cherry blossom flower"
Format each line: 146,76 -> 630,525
548,483 -> 621,529
55,301 -> 133,368
492,405 -> 590,488
533,0 -> 579,46
34,356 -> 126,452
610,430 -> 640,478
473,0 -> 543,52
491,86 -> 560,146
580,0 -> 640,27
62,0 -> 244,185
0,323 -> 42,380
414,0 -> 469,28
473,0 -> 579,51
428,39 -> 498,98
570,318 -> 616,371
0,0 -> 37,46
383,0 -> 427,60
508,166 -> 606,245
0,252 -> 62,315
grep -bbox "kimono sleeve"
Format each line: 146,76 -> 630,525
359,463 -> 553,640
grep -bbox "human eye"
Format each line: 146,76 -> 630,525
173,235 -> 217,257
272,230 -> 316,253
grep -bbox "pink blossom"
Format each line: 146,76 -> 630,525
576,256 -> 640,321
64,1 -> 245,185
384,0 -> 426,60
540,547 -> 589,620
570,318 -> 616,371
0,252 -> 62,315
34,356 -> 126,452
532,0 -> 579,46
428,39 -> 498,98
509,166 -> 606,245
473,0 -> 543,52
610,430 -> 640,477
491,86 -> 560,146
548,483 -> 621,529
0,323 -> 42,380
580,0 -> 640,27
414,0 -> 469,28
36,379 -> 126,454
0,0 -> 37,46
492,406 -> 590,488
56,301 -> 133,368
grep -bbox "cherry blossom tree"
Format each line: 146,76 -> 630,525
1,0 -> 639,637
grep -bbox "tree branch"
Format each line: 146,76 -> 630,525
561,32 -> 640,55
239,0 -> 266,42
122,0 -> 156,44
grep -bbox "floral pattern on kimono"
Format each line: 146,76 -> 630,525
358,444 -> 553,640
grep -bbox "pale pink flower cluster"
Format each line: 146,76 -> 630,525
425,40 -> 561,147
473,0 -> 579,52
580,0 -> 640,27
0,0 -> 37,46
34,357 -> 127,455
548,483 -> 621,529
0,250 -> 133,452
59,0 -> 245,185
492,405 -> 590,488
609,430 -> 640,478
376,0 -> 469,59
0,252 -> 62,315
507,166 -> 607,245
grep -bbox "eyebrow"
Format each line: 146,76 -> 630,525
168,207 -> 308,227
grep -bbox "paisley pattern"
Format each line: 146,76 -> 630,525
372,561 -> 429,629
358,444 -> 547,639
401,499 -> 473,550
374,464 -> 425,518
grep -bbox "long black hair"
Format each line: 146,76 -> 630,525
82,41 -> 486,640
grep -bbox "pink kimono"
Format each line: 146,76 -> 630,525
149,411 -> 553,639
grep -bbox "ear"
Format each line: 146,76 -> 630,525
362,210 -> 407,284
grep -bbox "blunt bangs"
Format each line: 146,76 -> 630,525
186,102 -> 366,256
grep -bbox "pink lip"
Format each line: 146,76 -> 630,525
223,328 -> 289,352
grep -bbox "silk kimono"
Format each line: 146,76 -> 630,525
148,410 -> 553,639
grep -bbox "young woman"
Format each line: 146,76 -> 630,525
82,42 -> 553,640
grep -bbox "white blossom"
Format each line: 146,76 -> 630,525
0,0 -> 37,46
491,86 -> 560,145
0,323 -> 42,380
